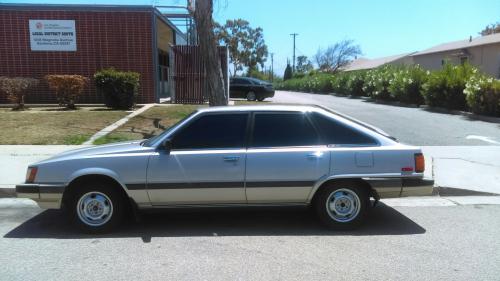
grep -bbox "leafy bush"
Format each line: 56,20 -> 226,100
330,73 -> 350,95
346,71 -> 366,97
0,77 -> 39,110
94,68 -> 140,110
421,63 -> 477,110
44,75 -> 88,109
362,66 -> 394,100
388,66 -> 428,105
464,76 -> 500,116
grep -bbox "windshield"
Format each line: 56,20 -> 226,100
142,111 -> 197,147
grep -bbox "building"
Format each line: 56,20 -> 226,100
343,52 -> 415,71
411,33 -> 500,78
0,4 -> 187,104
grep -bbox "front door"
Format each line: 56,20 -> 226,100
245,112 -> 330,203
147,112 -> 250,205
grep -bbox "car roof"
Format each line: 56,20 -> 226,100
198,104 -> 321,113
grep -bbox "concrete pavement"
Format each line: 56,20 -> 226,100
1,199 -> 499,281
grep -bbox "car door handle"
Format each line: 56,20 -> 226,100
306,152 -> 324,159
223,156 -> 240,162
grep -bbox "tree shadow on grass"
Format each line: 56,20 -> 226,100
4,203 -> 425,243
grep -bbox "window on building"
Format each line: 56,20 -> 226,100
251,112 -> 319,147
172,113 -> 249,149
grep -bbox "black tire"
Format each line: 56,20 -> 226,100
257,97 -> 265,102
68,182 -> 125,233
314,181 -> 368,230
246,91 -> 257,101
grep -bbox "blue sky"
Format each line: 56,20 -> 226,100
3,0 -> 499,74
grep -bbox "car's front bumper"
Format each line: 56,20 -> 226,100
16,183 -> 65,209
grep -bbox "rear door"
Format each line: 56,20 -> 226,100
147,112 -> 250,205
245,111 -> 330,203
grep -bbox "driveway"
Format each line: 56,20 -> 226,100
270,91 -> 500,146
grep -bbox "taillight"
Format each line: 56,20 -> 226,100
26,167 -> 38,183
415,153 -> 425,173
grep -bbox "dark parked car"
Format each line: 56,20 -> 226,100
230,77 -> 275,101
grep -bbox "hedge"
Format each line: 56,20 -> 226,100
0,77 -> 39,110
94,68 -> 140,110
275,63 -> 500,117
45,75 -> 88,110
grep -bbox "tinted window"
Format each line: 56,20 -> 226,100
252,113 -> 319,147
310,112 -> 377,145
172,113 -> 248,149
232,78 -> 251,85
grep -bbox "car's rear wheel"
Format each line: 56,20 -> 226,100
315,181 -> 368,230
246,91 -> 257,101
70,184 -> 125,233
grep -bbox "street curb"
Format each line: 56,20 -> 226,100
435,186 -> 499,197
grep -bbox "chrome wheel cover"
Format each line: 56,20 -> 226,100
326,188 -> 361,222
76,191 -> 113,227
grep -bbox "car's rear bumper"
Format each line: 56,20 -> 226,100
367,177 -> 434,198
16,183 -> 65,209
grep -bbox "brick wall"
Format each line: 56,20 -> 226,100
0,8 -> 156,104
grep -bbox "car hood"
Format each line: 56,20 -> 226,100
34,140 -> 155,165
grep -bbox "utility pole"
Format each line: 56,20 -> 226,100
290,33 -> 298,73
270,53 -> 274,82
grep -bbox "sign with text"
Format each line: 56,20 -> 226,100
29,20 -> 77,51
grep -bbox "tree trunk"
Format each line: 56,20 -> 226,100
191,0 -> 227,106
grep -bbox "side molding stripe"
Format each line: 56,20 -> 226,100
126,181 -> 315,190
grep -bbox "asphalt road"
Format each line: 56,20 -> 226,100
1,200 -> 500,281
269,91 -> 500,146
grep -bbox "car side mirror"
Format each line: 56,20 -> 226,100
161,139 -> 172,154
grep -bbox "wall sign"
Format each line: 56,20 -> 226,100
29,20 -> 76,51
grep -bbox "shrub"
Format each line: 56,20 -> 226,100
388,66 -> 428,105
330,73 -> 350,95
45,75 -> 88,109
94,68 -> 140,110
464,76 -> 500,116
421,63 -> 477,110
0,77 -> 39,110
362,66 -> 394,100
346,71 -> 366,96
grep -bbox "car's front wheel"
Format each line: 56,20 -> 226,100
246,91 -> 257,101
257,97 -> 265,102
69,184 -> 125,233
315,181 -> 368,230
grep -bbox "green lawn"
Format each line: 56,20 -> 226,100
93,105 -> 201,145
0,107 -> 128,145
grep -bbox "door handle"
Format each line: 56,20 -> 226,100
223,156 -> 240,162
306,152 -> 324,159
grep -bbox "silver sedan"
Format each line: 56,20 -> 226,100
16,105 -> 433,232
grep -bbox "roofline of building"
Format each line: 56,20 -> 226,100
0,3 -> 187,40
411,37 -> 500,57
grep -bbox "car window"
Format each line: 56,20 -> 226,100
251,112 -> 319,147
172,113 -> 248,149
309,112 -> 378,146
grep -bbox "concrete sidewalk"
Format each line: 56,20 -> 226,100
0,145 -> 498,196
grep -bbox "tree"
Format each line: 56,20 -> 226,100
214,19 -> 268,76
480,22 -> 500,36
188,0 -> 227,106
283,63 -> 293,80
314,40 -> 361,73
296,55 -> 313,74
